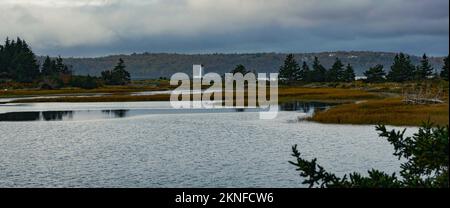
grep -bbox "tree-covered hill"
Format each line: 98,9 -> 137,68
41,51 -> 446,79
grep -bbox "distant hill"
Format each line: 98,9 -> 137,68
41,51 -> 446,79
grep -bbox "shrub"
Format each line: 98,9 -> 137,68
290,121 -> 449,188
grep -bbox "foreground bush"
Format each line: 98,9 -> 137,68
290,121 -> 449,188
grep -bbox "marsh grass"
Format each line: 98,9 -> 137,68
0,85 -> 170,97
278,87 -> 381,103
5,82 -> 449,126
310,97 -> 449,126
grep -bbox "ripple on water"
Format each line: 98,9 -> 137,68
0,102 -> 416,187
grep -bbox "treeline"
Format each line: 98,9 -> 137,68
0,37 -> 130,89
364,53 -> 449,83
279,54 -> 355,83
278,53 -> 449,83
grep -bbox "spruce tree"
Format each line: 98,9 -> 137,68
328,58 -> 344,82
0,38 -> 40,82
55,56 -> 71,75
440,55 -> 449,81
0,42 -> 6,78
301,61 -> 311,82
344,64 -> 355,82
290,122 -> 449,188
387,53 -> 415,82
41,56 -> 54,76
311,56 -> 327,82
279,54 -> 300,82
231,64 -> 249,75
14,38 -> 40,82
102,58 -> 130,85
416,53 -> 433,80
364,64 -> 386,83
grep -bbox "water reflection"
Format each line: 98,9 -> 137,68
279,101 -> 333,114
0,112 -> 41,122
42,111 -> 73,121
0,111 -> 74,122
102,110 -> 129,118
0,101 -> 333,122
0,110 -> 127,122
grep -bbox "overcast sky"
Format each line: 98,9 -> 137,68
1,0 -> 448,57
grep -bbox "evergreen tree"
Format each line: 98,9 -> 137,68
0,41 -> 7,78
364,64 -> 386,83
343,64 -> 355,82
41,56 -> 55,76
327,58 -> 344,82
231,64 -> 249,75
440,55 -> 449,81
0,37 -> 40,82
387,53 -> 415,82
0,38 -> 11,78
301,61 -> 311,82
55,56 -> 72,75
311,57 -> 327,82
101,58 -> 130,85
279,54 -> 301,82
416,53 -> 433,80
41,55 -> 71,78
290,121 -> 449,188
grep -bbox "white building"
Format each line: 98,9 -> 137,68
193,65 -> 204,79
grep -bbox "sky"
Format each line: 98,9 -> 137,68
0,0 -> 448,57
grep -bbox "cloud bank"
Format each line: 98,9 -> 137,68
1,0 -> 448,56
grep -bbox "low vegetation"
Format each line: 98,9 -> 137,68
10,94 -> 171,103
0,85 -> 168,98
278,87 -> 380,103
310,97 -> 449,126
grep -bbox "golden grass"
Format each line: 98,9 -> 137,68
5,82 -> 449,127
278,87 -> 381,103
0,85 -> 170,98
310,97 -> 449,126
10,94 -> 171,103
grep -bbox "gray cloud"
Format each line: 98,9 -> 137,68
0,0 -> 448,56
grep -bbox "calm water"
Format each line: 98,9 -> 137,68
0,101 -> 416,187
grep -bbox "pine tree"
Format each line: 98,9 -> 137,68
327,58 -> 344,82
41,56 -> 55,76
344,64 -> 355,82
301,61 -> 311,82
364,64 -> 386,83
311,57 -> 327,82
440,55 -> 449,81
279,54 -> 300,82
0,41 -> 6,78
416,53 -> 433,80
387,53 -> 415,82
290,121 -> 449,188
102,58 -> 130,85
55,56 -> 71,75
0,37 -> 40,82
231,64 -> 249,75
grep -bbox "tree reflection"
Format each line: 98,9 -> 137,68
101,109 -> 129,118
0,111 -> 73,121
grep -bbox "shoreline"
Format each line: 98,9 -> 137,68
1,83 -> 448,126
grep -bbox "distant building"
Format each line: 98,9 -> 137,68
355,76 -> 367,80
193,64 -> 204,79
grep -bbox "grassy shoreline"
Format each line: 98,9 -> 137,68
309,97 -> 449,126
1,81 -> 448,126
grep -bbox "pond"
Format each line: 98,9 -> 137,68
0,101 -> 416,187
